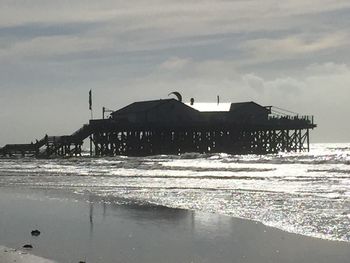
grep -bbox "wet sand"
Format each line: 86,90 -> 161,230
0,187 -> 349,263
0,246 -> 56,263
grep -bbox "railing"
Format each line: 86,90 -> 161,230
268,114 -> 315,127
1,123 -> 91,157
70,124 -> 92,141
265,105 -> 315,126
71,124 -> 89,136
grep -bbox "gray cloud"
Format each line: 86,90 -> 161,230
0,1 -> 350,144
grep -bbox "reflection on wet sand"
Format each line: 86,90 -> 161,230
0,188 -> 349,263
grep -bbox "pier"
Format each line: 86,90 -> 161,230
0,97 -> 316,157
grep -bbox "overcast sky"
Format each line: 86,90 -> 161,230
1,0 -> 350,144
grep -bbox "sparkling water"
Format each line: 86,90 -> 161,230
0,143 -> 349,242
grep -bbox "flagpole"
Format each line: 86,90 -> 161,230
89,89 -> 93,120
89,89 -> 93,156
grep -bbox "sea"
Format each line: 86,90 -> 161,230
0,143 -> 349,243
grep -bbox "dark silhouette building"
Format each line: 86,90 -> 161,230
0,97 -> 316,157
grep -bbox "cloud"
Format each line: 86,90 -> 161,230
2,0 -> 350,28
305,62 -> 349,75
159,57 -> 192,70
243,33 -> 349,63
127,58 -> 307,104
0,0 -> 349,65
242,74 -> 303,97
0,35 -> 112,59
0,1 -> 350,144
242,74 -> 264,93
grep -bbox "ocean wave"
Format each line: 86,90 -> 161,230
1,143 -> 350,243
221,155 -> 350,165
308,169 -> 350,174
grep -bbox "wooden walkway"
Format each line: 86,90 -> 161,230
0,124 -> 92,158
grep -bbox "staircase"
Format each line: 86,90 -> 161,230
0,123 -> 93,158
70,124 -> 92,142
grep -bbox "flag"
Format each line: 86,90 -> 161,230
89,90 -> 92,110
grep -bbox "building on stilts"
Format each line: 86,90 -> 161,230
0,95 -> 316,157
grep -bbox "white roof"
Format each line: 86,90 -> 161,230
185,103 -> 231,112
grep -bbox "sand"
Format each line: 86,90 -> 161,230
0,187 -> 349,263
0,246 -> 56,263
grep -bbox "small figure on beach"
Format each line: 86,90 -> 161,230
22,244 -> 33,249
31,229 -> 41,236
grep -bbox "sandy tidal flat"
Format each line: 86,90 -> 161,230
0,246 -> 56,263
0,187 -> 349,263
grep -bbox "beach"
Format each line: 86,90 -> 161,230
0,245 -> 56,263
0,144 -> 350,262
1,0 -> 349,260
0,186 -> 349,263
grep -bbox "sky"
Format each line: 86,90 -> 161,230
1,0 -> 350,145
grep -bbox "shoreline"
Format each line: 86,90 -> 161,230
0,245 -> 56,263
0,186 -> 349,263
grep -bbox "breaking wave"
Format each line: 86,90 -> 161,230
0,143 -> 350,242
